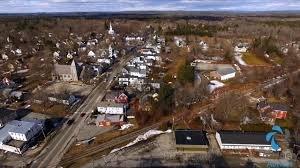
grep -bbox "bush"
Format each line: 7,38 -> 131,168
153,83 -> 175,115
177,60 -> 194,85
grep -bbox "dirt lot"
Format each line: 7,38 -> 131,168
82,133 -> 215,168
44,82 -> 93,96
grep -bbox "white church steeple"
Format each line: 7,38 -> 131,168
108,22 -> 115,35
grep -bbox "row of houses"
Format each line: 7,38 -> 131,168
174,130 -> 278,155
95,90 -> 129,127
118,40 -> 162,89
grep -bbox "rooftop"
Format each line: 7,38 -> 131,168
96,114 -> 124,123
0,124 -> 15,143
218,131 -> 270,145
8,120 -> 37,135
216,67 -> 236,76
97,102 -> 124,108
105,90 -> 123,100
270,103 -> 289,112
175,130 -> 209,146
0,108 -> 16,120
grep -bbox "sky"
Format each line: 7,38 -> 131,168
0,0 -> 300,13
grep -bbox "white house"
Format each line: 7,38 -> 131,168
97,58 -> 112,64
234,43 -> 249,53
199,41 -> 209,51
2,54 -> 8,60
174,36 -> 186,47
123,67 -> 147,78
53,51 -> 60,59
8,120 -> 41,141
145,55 -> 161,61
125,36 -> 143,41
215,131 -> 275,152
118,76 -> 145,86
88,51 -> 96,57
48,94 -> 76,106
0,120 -> 41,154
97,102 -> 124,115
210,67 -> 236,81
15,49 -> 22,56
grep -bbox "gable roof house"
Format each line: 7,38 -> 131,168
52,60 -> 80,82
48,94 -> 76,106
215,131 -> 275,153
122,67 -> 147,78
175,130 -> 209,152
0,120 -> 41,154
234,43 -> 249,53
210,67 -> 236,81
257,101 -> 289,122
118,75 -> 145,87
105,90 -> 128,104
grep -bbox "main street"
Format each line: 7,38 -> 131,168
31,50 -> 136,168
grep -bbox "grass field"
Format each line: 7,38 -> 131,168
273,56 -> 284,65
243,52 -> 270,66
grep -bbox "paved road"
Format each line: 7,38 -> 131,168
59,69 -> 300,167
30,53 -> 135,168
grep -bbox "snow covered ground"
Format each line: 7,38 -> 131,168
110,129 -> 172,153
119,124 -> 134,131
234,53 -> 247,66
208,80 -> 225,93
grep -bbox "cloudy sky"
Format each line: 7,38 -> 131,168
0,0 -> 300,13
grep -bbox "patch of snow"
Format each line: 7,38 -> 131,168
208,80 -> 225,93
193,59 -> 214,63
234,53 -> 247,66
119,124 -> 134,131
110,129 -> 172,153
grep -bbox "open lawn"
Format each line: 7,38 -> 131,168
243,52 -> 270,66
273,56 -> 284,65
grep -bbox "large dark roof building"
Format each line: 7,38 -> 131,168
174,130 -> 209,152
216,131 -> 274,151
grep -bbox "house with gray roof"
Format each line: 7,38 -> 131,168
0,120 -> 41,154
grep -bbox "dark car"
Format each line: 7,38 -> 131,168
80,113 -> 86,117
67,119 -> 75,125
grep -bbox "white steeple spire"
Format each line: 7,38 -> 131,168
108,22 -> 115,35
